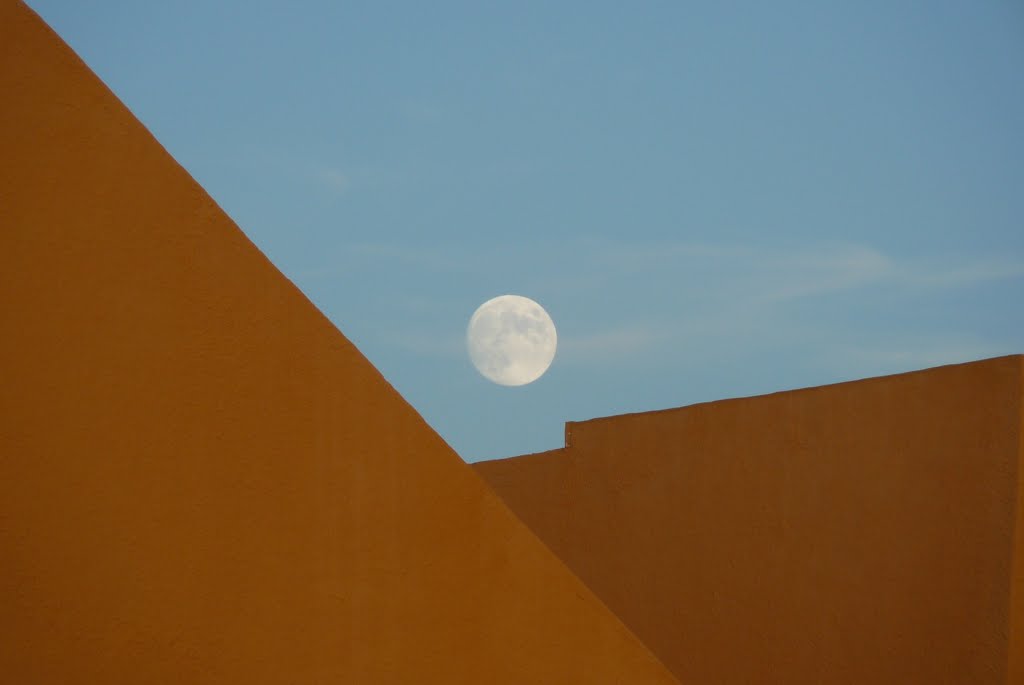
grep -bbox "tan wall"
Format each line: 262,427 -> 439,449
0,3 -> 678,682
475,356 -> 1024,684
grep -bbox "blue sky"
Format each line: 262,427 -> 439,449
29,0 -> 1024,461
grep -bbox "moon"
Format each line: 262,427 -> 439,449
467,295 -> 557,386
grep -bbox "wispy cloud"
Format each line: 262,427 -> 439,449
297,242 -> 562,281
750,245 -> 895,301
558,325 -> 663,364
319,167 -> 350,195
303,239 -> 1024,305
381,329 -> 464,359
815,337 -> 1017,378
555,239 -> 1024,303
903,258 -> 1024,289
296,238 -> 1022,373
753,246 -> 1024,300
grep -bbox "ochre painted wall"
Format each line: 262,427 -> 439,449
475,356 -> 1024,684
0,3 -> 678,682
1009,364 -> 1024,684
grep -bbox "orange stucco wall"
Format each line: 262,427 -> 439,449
0,3 -> 678,682
1009,364 -> 1024,684
475,356 -> 1024,684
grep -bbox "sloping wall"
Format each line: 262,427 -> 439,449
475,356 -> 1024,684
0,3 -> 678,682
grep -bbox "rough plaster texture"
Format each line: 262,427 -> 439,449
475,356 -> 1024,684
0,3 -> 679,682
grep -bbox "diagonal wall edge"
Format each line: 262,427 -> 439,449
0,2 -> 680,682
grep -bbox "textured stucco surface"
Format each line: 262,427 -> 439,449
475,356 -> 1024,684
0,3 -> 678,682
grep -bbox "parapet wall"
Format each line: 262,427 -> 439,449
475,356 -> 1024,684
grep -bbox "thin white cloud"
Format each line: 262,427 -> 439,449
566,239 -> 1024,302
558,325 -> 663,364
307,239 -> 1024,309
815,338 -> 1016,378
904,258 -> 1024,289
297,238 -> 1022,371
320,168 -> 350,194
751,245 -> 896,302
383,329 -> 464,359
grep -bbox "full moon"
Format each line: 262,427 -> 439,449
467,295 -> 557,386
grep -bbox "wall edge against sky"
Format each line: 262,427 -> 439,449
8,0 -> 467,472
473,354 -> 1024,681
0,2 -> 686,679
562,353 -> 1024,440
